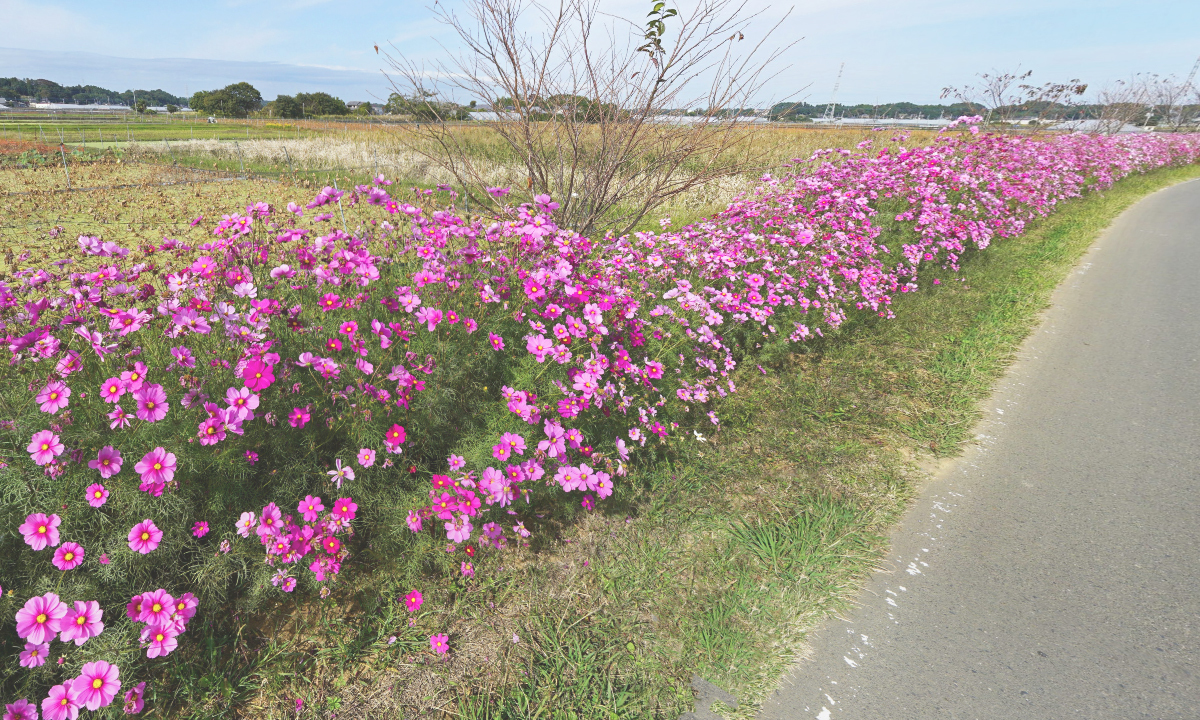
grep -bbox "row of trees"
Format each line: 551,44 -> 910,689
0,77 -> 184,106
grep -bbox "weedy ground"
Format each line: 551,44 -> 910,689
2,142 -> 1196,719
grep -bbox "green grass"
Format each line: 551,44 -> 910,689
0,117 -> 320,145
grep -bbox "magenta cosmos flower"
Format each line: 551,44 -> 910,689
288,406 -> 310,428
88,446 -> 122,479
133,383 -> 169,422
85,483 -> 109,507
19,641 -> 50,668
123,682 -> 146,714
41,682 -> 82,720
53,542 -> 85,571
27,430 -> 64,466
192,521 -> 209,538
384,424 -> 406,448
4,698 -> 38,720
19,512 -> 61,550
241,359 -> 275,391
127,519 -> 163,554
429,633 -> 449,655
59,600 -> 104,645
72,660 -> 121,711
37,380 -> 71,413
405,590 -> 423,612
16,592 -> 68,644
331,497 -> 357,521
134,447 -> 176,489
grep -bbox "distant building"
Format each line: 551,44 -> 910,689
347,101 -> 384,114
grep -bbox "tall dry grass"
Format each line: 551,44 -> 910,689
127,124 -> 938,227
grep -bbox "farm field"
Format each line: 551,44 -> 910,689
2,128 -> 1200,720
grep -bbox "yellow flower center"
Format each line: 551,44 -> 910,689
63,552 -> 74,561
36,613 -> 47,624
40,443 -> 49,451
76,616 -> 86,625
152,603 -> 162,612
93,678 -> 103,689
94,491 -> 103,498
153,462 -> 162,470
155,633 -> 165,642
141,532 -> 150,540
38,526 -> 46,533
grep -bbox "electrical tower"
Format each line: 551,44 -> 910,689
822,63 -> 844,121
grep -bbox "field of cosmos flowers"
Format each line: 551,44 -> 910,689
3,119 -> 1200,719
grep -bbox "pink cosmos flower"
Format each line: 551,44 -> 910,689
197,416 -> 225,445
141,623 -> 179,658
134,448 -> 176,491
37,380 -> 71,413
192,521 -> 210,538
236,511 -> 257,537
288,406 -> 310,428
72,660 -> 121,711
133,383 -> 168,422
4,698 -> 38,720
127,519 -> 163,554
430,633 -> 449,655
108,405 -> 131,430
53,542 -> 85,571
19,512 -> 61,550
123,681 -> 146,714
59,600 -> 104,645
119,362 -> 147,392
172,593 -> 199,623
405,590 -> 423,612
445,514 -> 473,543
138,589 -> 174,625
88,446 -> 122,479
42,682 -> 82,720
16,592 -> 68,644
356,448 -> 376,467
27,430 -> 64,466
322,536 -> 341,554
460,561 -> 475,578
405,510 -> 422,532
298,495 -> 324,522
245,450 -> 258,465
19,641 -> 49,668
258,503 -> 282,538
488,332 -> 504,351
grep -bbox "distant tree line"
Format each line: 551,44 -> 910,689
0,77 -> 185,106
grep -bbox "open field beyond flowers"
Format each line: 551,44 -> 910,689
1,127 -> 1199,719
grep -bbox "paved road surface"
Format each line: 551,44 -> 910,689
758,178 -> 1200,719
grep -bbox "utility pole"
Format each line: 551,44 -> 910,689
822,63 -> 845,122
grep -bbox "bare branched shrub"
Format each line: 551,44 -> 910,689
942,67 -> 1086,126
383,0 -> 794,235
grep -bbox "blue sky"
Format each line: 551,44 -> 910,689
1,0 -> 1197,105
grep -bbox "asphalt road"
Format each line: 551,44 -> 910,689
758,178 -> 1200,720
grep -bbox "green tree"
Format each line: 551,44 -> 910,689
165,104 -> 177,114
293,92 -> 349,116
190,82 -> 263,118
271,95 -> 304,119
